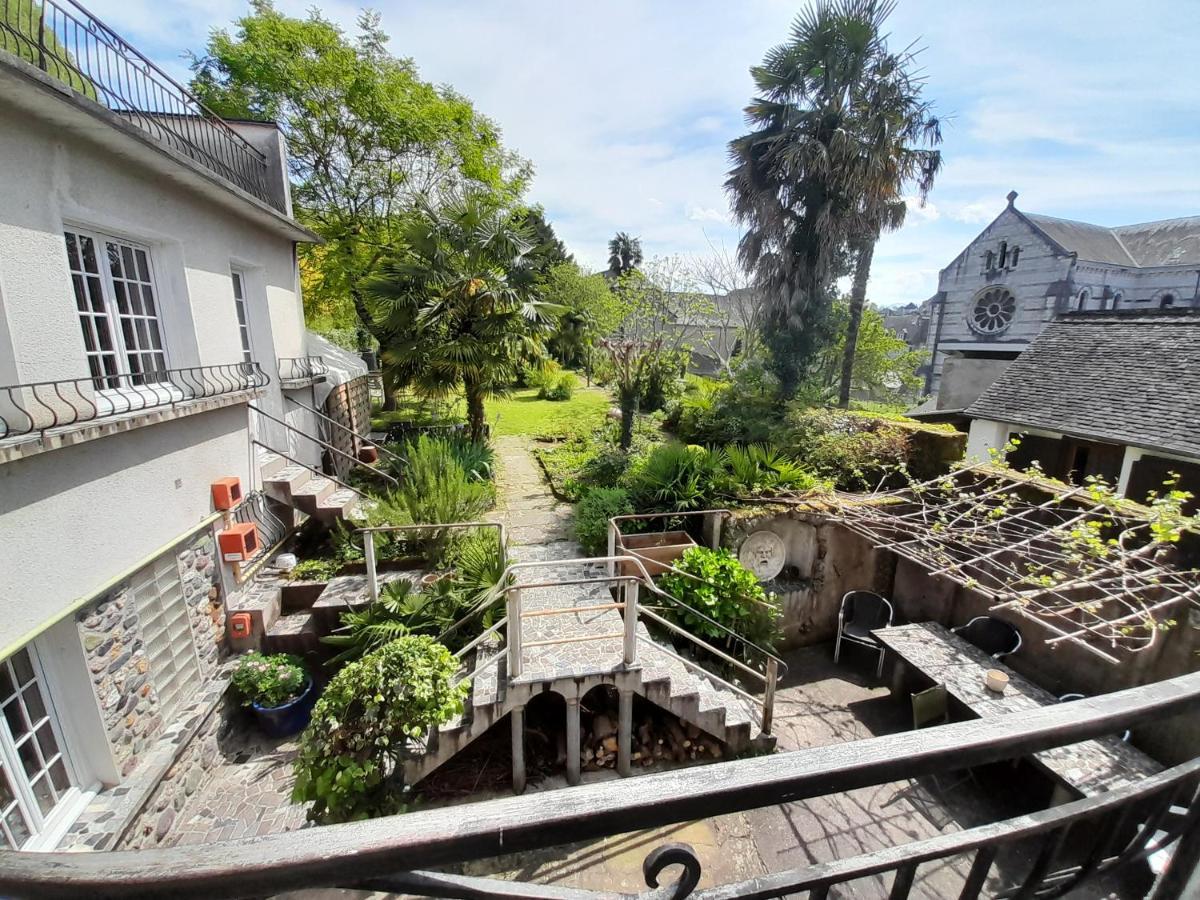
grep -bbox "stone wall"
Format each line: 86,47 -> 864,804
76,525 -> 225,776
118,691 -> 232,849
722,508 -> 893,649
177,530 -> 225,677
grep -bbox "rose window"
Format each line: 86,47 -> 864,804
969,288 -> 1017,335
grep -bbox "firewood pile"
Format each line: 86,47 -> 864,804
581,698 -> 726,771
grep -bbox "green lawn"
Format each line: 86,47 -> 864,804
371,386 -> 612,438
487,386 -> 611,437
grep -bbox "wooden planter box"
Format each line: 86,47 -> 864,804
620,531 -> 697,577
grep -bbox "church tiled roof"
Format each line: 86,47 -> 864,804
966,312 -> 1200,460
1024,213 -> 1200,267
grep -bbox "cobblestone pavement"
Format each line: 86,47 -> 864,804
163,714 -> 308,846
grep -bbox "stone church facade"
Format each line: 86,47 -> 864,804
913,192 -> 1200,418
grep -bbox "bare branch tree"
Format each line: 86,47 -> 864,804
686,236 -> 765,374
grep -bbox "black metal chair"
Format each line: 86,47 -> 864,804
951,616 -> 1022,659
835,590 -> 894,677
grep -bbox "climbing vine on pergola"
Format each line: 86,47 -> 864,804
828,466 -> 1200,664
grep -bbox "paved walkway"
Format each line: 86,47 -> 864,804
489,437 -> 757,724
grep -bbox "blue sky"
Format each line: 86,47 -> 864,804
87,0 -> 1200,306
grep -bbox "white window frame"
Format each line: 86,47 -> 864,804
64,228 -> 180,414
230,269 -> 254,364
0,646 -> 87,850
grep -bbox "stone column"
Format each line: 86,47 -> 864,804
511,706 -> 526,794
565,697 -> 581,786
617,689 -> 633,776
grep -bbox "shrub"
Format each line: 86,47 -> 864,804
539,370 -> 577,401
393,434 -> 494,527
288,558 -> 339,582
292,636 -> 467,823
231,652 -> 308,708
626,443 -> 729,513
673,363 -> 780,445
783,407 -> 912,491
445,435 -> 495,481
575,487 -> 634,555
657,546 -> 780,655
723,443 -> 824,495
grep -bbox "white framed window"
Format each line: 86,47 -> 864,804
231,270 -> 253,364
129,556 -> 201,727
0,647 -> 80,849
64,230 -> 168,390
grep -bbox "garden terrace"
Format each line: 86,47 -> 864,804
828,465 -> 1200,663
3,668 -> 1199,898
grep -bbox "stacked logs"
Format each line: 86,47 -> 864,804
581,710 -> 725,771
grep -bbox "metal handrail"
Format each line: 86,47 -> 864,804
492,555 -> 779,733
277,356 -> 330,382
0,362 -> 268,439
608,509 -> 789,677
251,440 -> 364,502
285,396 -> 406,468
0,0 -> 277,208
249,404 -> 397,488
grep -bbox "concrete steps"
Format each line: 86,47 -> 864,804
403,638 -> 770,787
258,449 -> 361,525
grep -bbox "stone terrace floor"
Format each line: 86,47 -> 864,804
170,644 -> 1147,897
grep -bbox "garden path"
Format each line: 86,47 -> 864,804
490,436 -> 759,724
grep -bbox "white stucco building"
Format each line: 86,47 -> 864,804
910,192 -> 1200,422
0,17 -> 363,849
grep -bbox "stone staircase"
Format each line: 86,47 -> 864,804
403,562 -> 771,787
256,449 -> 363,524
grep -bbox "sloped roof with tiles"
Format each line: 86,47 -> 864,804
966,311 -> 1200,460
1024,213 -> 1200,267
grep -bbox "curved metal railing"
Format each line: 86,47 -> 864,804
0,362 -> 269,439
277,356 -> 329,383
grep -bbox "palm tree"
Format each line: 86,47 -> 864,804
607,232 -> 643,277
727,0 -> 938,396
368,192 -> 553,443
836,39 -> 941,407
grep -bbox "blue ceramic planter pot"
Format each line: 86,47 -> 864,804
252,678 -> 316,738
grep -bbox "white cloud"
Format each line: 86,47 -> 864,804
86,0 -> 1200,293
904,197 -> 940,224
688,206 -> 728,224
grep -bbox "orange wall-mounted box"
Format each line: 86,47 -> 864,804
211,477 -> 243,510
218,522 -> 259,562
228,612 -> 253,639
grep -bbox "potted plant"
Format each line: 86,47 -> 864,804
231,651 -> 315,738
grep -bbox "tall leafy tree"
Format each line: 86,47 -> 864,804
728,0 -> 937,396
515,206 -> 572,275
189,1 -> 528,406
366,192 -> 553,443
543,263 -> 622,375
606,232 -> 644,277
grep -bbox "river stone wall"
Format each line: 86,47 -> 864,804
76,526 -> 225,776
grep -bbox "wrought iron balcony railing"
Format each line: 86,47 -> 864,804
0,671 -> 1196,898
0,0 -> 280,210
0,362 -> 269,439
277,355 -> 329,383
